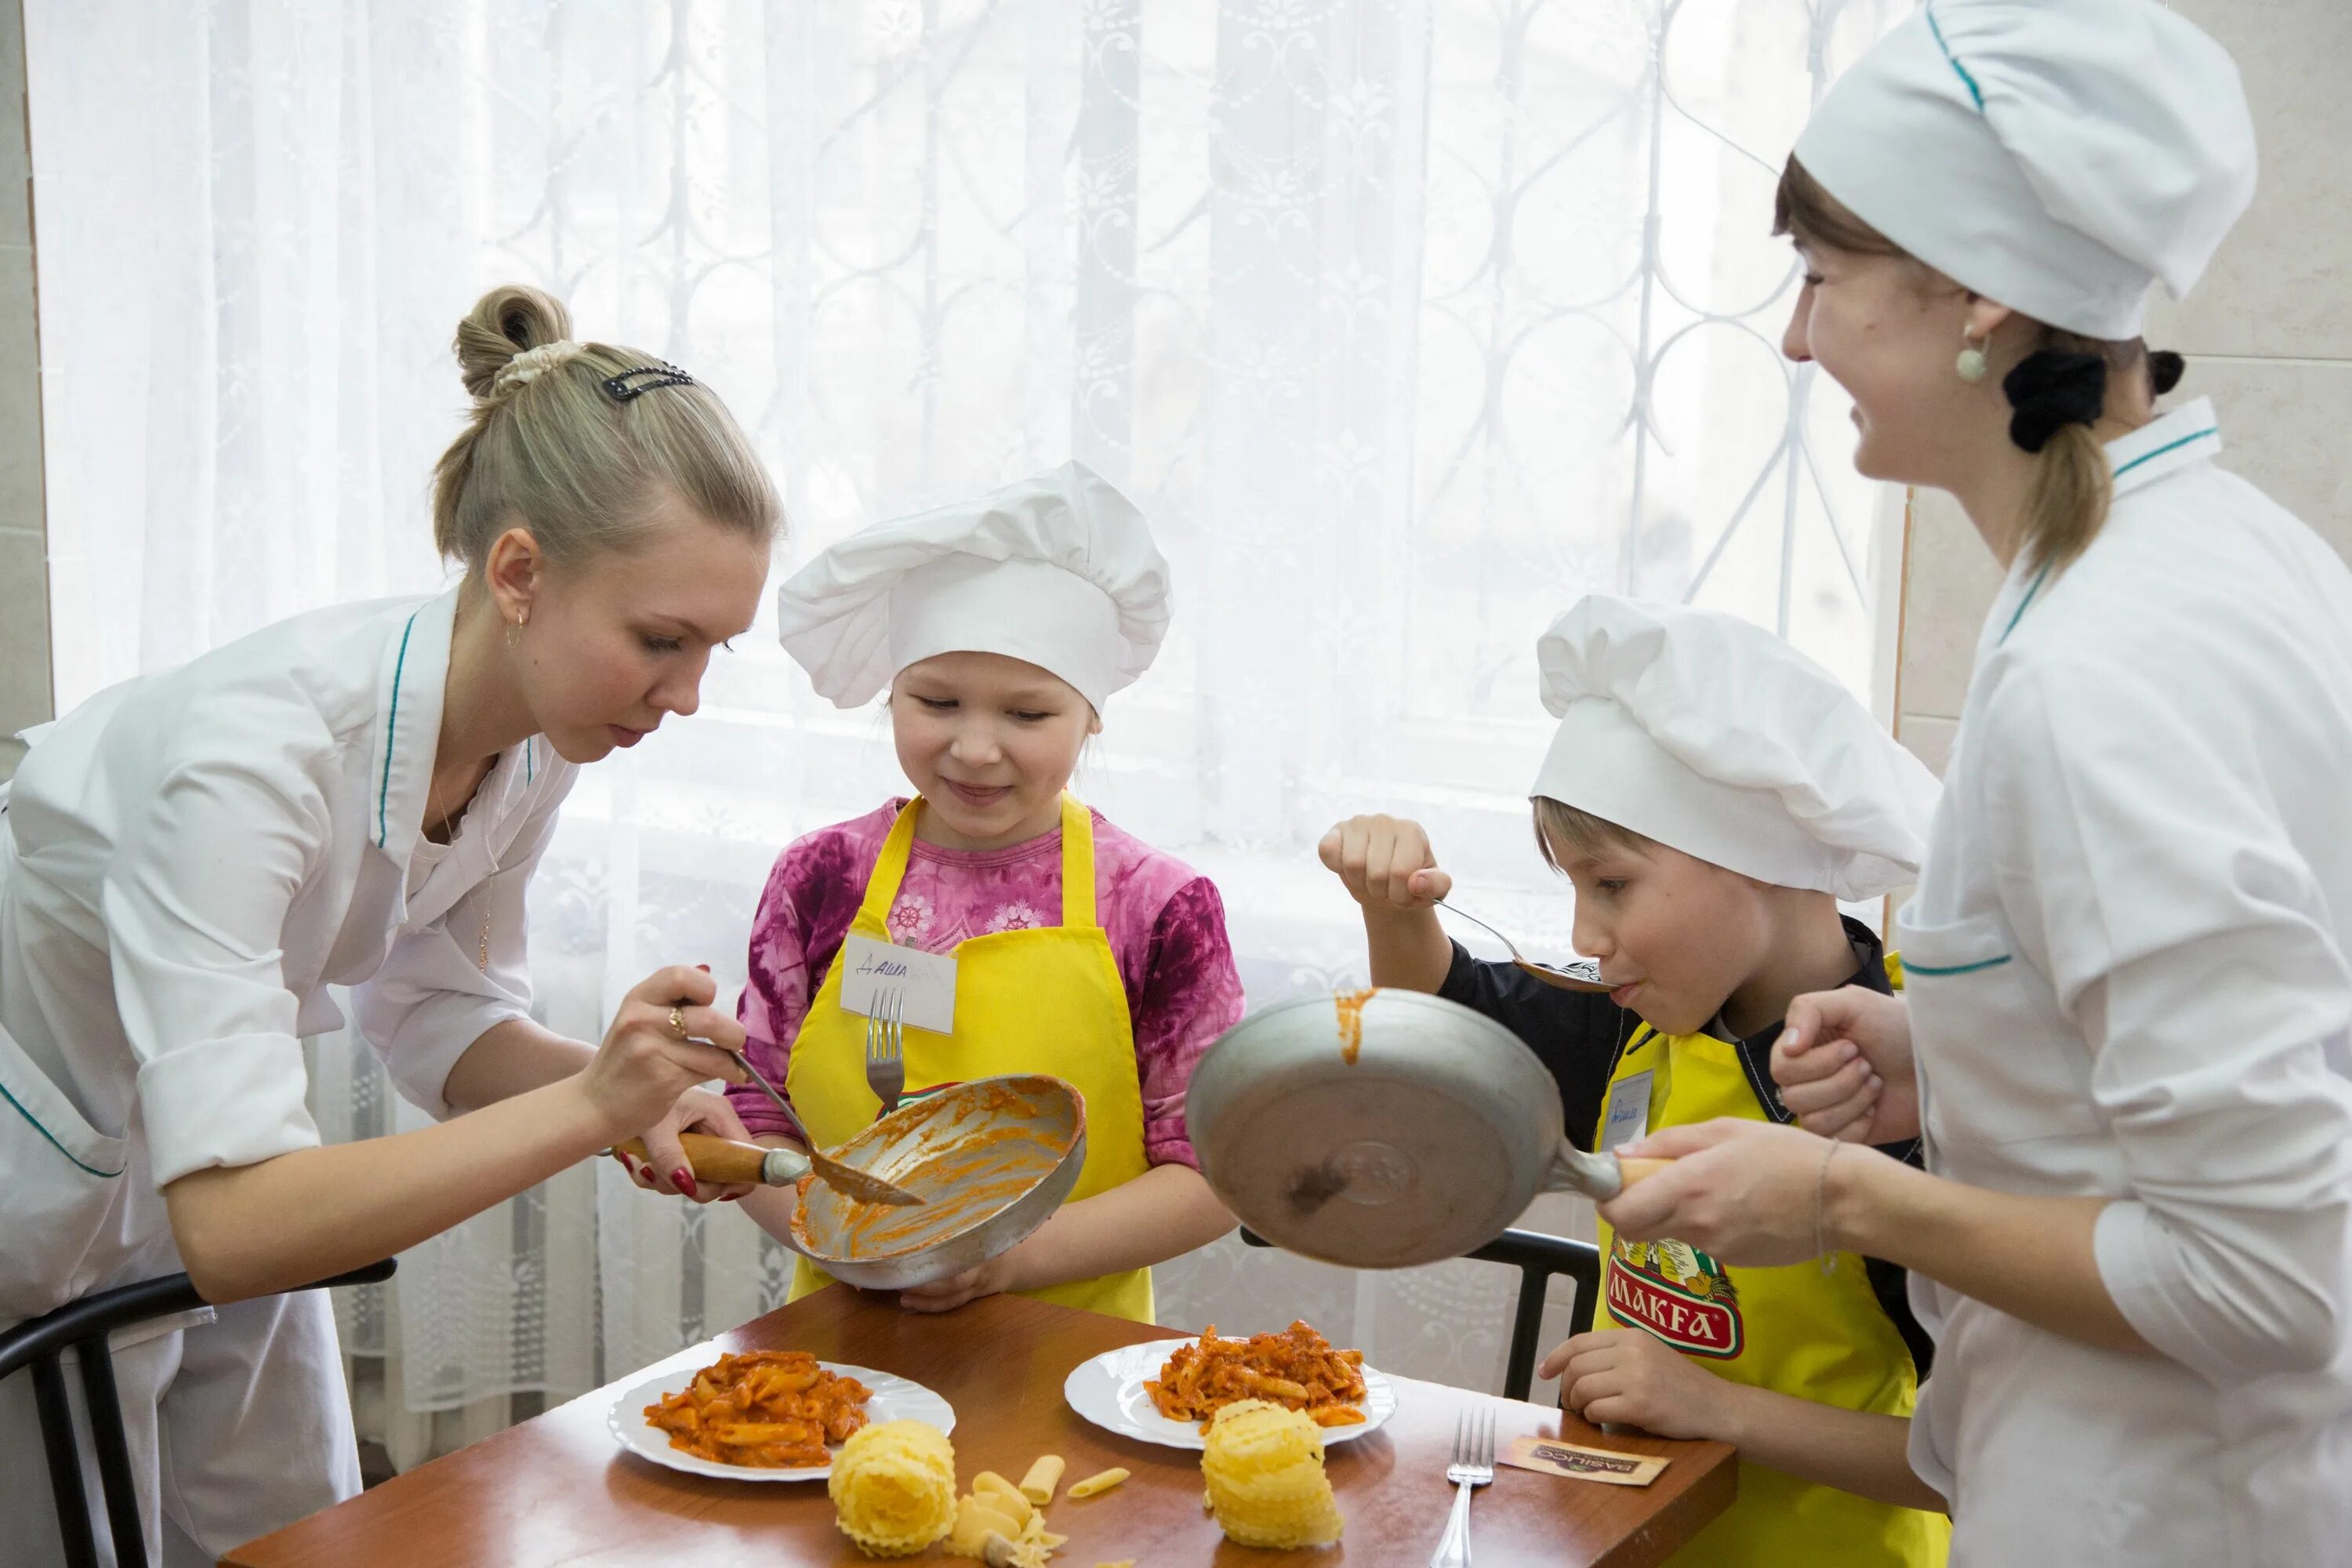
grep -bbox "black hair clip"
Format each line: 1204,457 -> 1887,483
603,361 -> 696,402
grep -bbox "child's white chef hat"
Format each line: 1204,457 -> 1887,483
778,461 -> 1171,710
1531,597 -> 1940,902
1795,0 -> 2255,339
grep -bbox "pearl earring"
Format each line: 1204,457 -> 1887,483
1956,329 -> 1990,384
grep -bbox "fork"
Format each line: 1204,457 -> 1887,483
1430,1405 -> 1496,1568
864,988 -> 906,1119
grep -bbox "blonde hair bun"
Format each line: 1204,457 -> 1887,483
429,282 -> 781,568
452,284 -> 575,400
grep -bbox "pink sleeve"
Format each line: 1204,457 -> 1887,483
731,851 -> 817,1142
1132,877 -> 1247,1170
730,809 -> 898,1141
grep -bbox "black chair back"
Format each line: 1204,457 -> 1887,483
0,1259 -> 395,1568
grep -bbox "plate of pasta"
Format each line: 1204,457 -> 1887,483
609,1348 -> 956,1482
1063,1321 -> 1396,1452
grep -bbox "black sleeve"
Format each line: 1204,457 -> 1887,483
1434,941 -> 1635,1152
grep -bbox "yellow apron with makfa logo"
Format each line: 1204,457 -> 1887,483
783,794 -> 1155,1323
1593,982 -> 1950,1566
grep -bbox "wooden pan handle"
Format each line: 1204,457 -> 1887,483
1615,1156 -> 1675,1188
614,1131 -> 775,1186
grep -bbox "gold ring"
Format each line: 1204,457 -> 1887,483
668,1006 -> 688,1040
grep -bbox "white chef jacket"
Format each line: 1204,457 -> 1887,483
0,585 -> 575,1563
1897,399 -> 2352,1567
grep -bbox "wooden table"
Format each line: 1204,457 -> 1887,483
226,1289 -> 1733,1567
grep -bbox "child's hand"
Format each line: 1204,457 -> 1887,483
894,1250 -> 1018,1314
1317,815 -> 1451,911
1545,1328 -> 1735,1440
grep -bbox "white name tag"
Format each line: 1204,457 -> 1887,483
1600,1070 -> 1654,1152
837,933 -> 957,1034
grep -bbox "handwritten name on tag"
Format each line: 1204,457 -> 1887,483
837,933 -> 957,1034
1499,1435 -> 1669,1487
1600,1069 -> 1654,1152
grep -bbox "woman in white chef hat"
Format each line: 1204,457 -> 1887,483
1591,4 -> 2352,1564
730,462 -> 1243,1323
2,284 -> 778,1565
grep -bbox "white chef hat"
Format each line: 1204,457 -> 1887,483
1531,597 -> 1940,902
777,461 -> 1171,710
1795,0 -> 2255,339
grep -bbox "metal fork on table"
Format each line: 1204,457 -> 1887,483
864,988 -> 906,1120
1430,1405 -> 1496,1568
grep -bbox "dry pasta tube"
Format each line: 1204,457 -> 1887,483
1020,1454 -> 1066,1506
1065,1468 -> 1131,1501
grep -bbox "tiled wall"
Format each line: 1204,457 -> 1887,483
0,0 -> 41,783
1896,0 -> 2352,777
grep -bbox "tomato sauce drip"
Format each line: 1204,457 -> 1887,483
1334,988 -> 1378,1065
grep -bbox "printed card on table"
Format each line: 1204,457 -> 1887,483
1500,1435 -> 1669,1487
838,933 -> 957,1034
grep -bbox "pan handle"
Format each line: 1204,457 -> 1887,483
1544,1143 -> 1674,1201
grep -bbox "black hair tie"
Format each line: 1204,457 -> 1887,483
2001,350 -> 2107,454
2148,349 -> 2186,396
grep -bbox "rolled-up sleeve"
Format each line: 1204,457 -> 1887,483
352,800 -> 560,1120
1983,664 -> 2352,1382
104,755 -> 332,1189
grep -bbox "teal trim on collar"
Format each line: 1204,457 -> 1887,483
1906,953 -> 2012,978
524,739 -> 533,786
1926,5 -> 1985,112
1998,560 -> 2053,647
1,1082 -> 125,1178
377,608 -> 423,848
2113,427 -> 2218,481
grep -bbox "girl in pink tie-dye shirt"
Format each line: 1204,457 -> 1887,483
728,462 -> 1245,1320
730,798 -> 1245,1173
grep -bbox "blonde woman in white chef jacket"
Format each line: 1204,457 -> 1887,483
1586,5 -> 2352,1566
0,284 -> 779,1566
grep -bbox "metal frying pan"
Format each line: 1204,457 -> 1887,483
787,1073 -> 1088,1291
1186,989 -> 1669,1269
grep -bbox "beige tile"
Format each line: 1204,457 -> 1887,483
1896,712 -> 1958,779
1896,488 -> 2002,719
2142,0 -> 2352,359
2189,359 -> 2352,560
0,0 -> 24,252
0,524 -> 52,736
0,243 -> 37,532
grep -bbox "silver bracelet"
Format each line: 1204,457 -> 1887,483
1812,1138 -> 1843,1276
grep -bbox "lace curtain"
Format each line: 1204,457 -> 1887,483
26,0 -> 1906,1467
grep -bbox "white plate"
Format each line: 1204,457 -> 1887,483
1062,1338 -> 1397,1452
608,1359 -> 956,1482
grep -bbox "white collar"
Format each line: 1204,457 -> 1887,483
2106,396 -> 2223,502
368,589 -> 459,862
1985,397 -> 2226,649
366,586 -> 546,866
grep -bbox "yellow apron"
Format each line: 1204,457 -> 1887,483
1593,982 -> 1950,1566
782,794 -> 1155,1323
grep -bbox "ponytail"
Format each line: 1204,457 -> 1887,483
2008,332 -> 2182,572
